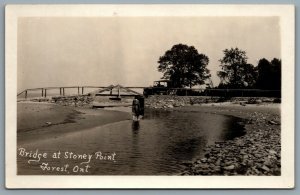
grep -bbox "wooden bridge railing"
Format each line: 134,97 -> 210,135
17,86 -> 147,99
17,86 -> 104,98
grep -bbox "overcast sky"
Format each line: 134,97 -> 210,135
17,17 -> 280,92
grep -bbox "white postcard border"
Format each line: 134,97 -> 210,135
5,4 -> 295,189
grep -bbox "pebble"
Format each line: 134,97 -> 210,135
261,165 -> 270,172
224,165 -> 235,170
269,150 -> 277,155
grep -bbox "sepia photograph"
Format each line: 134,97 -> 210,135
5,4 -> 294,188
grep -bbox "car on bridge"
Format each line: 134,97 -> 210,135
143,80 -> 175,96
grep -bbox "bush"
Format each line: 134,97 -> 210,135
273,98 -> 281,103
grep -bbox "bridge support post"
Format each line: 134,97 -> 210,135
59,88 -> 62,95
25,90 -> 27,99
63,88 -> 65,96
117,86 -> 120,98
78,87 -> 80,95
42,89 -> 44,97
82,87 -> 84,94
45,89 -> 47,97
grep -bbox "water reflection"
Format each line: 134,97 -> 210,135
132,121 -> 140,132
130,121 -> 141,172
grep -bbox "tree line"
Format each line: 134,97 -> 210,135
157,43 -> 281,90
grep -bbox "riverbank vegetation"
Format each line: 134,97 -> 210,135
157,44 -> 281,90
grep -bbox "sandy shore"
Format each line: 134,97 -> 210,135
17,102 -> 131,145
178,103 -> 281,176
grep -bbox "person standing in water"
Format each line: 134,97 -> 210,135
132,96 -> 141,121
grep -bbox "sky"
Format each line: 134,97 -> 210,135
17,17 -> 280,92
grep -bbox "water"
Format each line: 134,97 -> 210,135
17,108 -> 245,175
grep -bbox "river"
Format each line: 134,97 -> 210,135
17,107 -> 245,175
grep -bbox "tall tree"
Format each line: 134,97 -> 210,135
256,58 -> 271,89
270,58 -> 281,90
217,47 -> 256,88
256,58 -> 281,90
158,44 -> 210,88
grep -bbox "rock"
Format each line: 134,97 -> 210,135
180,171 -> 190,176
253,168 -> 261,175
256,99 -> 263,104
268,120 -> 280,125
224,165 -> 235,170
213,166 -> 221,172
225,161 -> 233,166
215,159 -> 221,166
197,164 -> 210,169
204,153 -> 210,158
269,150 -> 277,155
261,165 -> 270,172
263,98 -> 274,103
254,153 -> 263,158
240,102 -> 246,106
167,104 -> 174,108
246,159 -> 255,166
197,170 -> 211,175
195,160 -> 201,164
263,159 -> 273,167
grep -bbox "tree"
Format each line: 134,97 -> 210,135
240,63 -> 258,88
256,58 -> 281,90
158,44 -> 211,88
217,47 -> 257,88
256,58 -> 271,89
270,58 -> 281,90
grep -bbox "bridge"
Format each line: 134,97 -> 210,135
17,85 -> 145,99
17,85 -> 281,99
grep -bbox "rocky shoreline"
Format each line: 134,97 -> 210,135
145,95 -> 280,109
178,104 -> 281,176
19,95 -> 94,107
